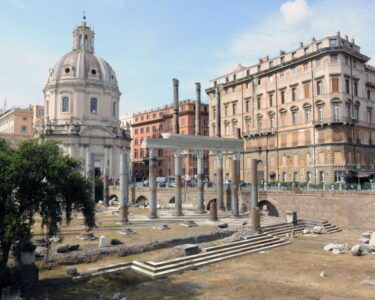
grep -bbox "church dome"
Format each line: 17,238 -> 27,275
47,19 -> 118,90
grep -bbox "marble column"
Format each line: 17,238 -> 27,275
216,151 -> 225,211
149,149 -> 158,219
231,152 -> 240,217
174,150 -> 183,216
215,85 -> 221,138
195,82 -> 201,136
196,150 -> 205,213
173,78 -> 180,134
119,152 -> 129,223
103,167 -> 109,207
250,159 -> 261,233
85,152 -> 95,203
209,200 -> 218,221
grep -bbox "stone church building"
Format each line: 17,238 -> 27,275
38,18 -> 130,178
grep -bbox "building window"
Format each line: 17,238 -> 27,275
232,86 -> 236,93
292,87 -> 297,101
330,54 -> 338,63
345,79 -> 350,94
335,171 -> 344,182
167,121 -> 171,129
269,75 -> 273,82
134,139 -> 138,146
331,77 -> 339,93
316,42 -> 321,50
159,124 -> 163,131
225,88 -> 228,95
245,100 -> 250,112
281,90 -> 285,104
353,104 -> 359,120
291,67 -> 296,74
246,119 -> 251,132
280,71 -> 285,79
224,105 -> 228,117
225,77 -> 229,83
158,149 -> 163,157
269,94 -> 273,107
204,119 -> 208,126
181,119 -> 185,127
153,126 -> 156,132
316,58 -> 321,67
134,129 -> 138,135
367,90 -> 371,100
257,118 -> 262,130
316,80 -> 322,95
293,172 -> 299,182
282,172 -> 287,182
292,111 -> 298,125
318,106 -> 324,121
134,150 -> 138,158
345,56 -> 349,65
257,96 -> 261,109
333,103 -> 340,121
224,123 -> 229,135
304,47 -> 309,55
269,61 -> 274,68
20,126 -> 27,133
233,74 -> 236,80
232,122 -> 237,134
319,171 -> 325,183
305,109 -> 311,122
22,117 -> 28,121
303,63 -> 308,71
146,127 -> 150,133
292,52 -> 296,60
270,116 -> 275,129
354,81 -> 358,96
304,82 -> 310,98
232,103 -> 237,115
62,96 -> 69,113
246,82 -> 250,89
329,39 -> 337,47
367,108 -> 372,123
140,128 -> 144,134
90,98 -> 98,114
306,171 -> 311,183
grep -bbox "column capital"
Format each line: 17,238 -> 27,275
149,148 -> 155,158
216,151 -> 223,160
174,149 -> 182,157
233,152 -> 241,161
196,150 -> 204,159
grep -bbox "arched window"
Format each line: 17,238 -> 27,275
112,102 -> 116,117
332,102 -> 341,121
62,97 -> 69,113
90,98 -> 98,114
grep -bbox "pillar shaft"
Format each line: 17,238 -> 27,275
103,168 -> 109,207
231,153 -> 240,217
173,78 -> 179,134
195,82 -> 201,136
174,150 -> 183,216
209,200 -> 218,221
197,150 -> 205,213
250,159 -> 261,233
119,153 -> 129,223
216,152 -> 225,211
149,149 -> 157,219
85,152 -> 95,203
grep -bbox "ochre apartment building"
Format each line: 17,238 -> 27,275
131,99 -> 209,181
206,32 -> 375,184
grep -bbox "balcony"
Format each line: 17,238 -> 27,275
244,127 -> 276,137
313,117 -> 357,127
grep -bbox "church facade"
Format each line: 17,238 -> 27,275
38,19 -> 130,178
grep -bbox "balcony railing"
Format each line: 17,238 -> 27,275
313,117 -> 358,126
243,127 -> 277,137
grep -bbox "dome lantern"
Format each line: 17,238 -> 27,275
73,16 -> 95,53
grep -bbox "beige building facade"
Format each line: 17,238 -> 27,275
206,33 -> 375,184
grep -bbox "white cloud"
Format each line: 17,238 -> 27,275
280,0 -> 311,25
8,0 -> 26,10
219,0 -> 375,75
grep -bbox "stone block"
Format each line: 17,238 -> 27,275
153,224 -> 170,230
285,211 -> 297,225
56,244 -> 70,253
119,228 -> 136,235
351,244 -> 363,256
362,232 -> 371,239
98,236 -> 110,248
66,267 -> 78,277
332,247 -> 342,255
49,236 -> 62,244
369,232 -> 375,247
174,244 -> 201,256
35,246 -> 46,258
218,223 -> 228,229
111,239 -> 123,245
324,243 -> 335,251
313,226 -> 323,234
303,228 -> 310,234
68,243 -> 80,251
180,220 -> 198,227
359,237 -> 370,244
77,232 -> 97,240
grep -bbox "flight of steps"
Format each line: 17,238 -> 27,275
74,233 -> 290,280
131,233 -> 290,279
298,218 -> 341,234
261,222 -> 306,237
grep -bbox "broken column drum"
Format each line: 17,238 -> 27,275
149,149 -> 158,219
209,200 -> 218,221
119,152 -> 129,223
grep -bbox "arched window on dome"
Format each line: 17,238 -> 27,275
112,102 -> 116,117
90,98 -> 98,114
62,97 -> 69,113
84,35 -> 88,48
78,35 -> 82,49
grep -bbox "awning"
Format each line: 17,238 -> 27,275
357,172 -> 374,178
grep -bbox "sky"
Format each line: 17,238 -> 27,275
0,0 -> 374,116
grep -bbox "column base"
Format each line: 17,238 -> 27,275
148,214 -> 158,219
172,211 -> 184,217
196,210 -> 206,214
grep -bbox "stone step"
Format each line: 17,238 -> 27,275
261,222 -> 293,230
134,240 -> 291,279
262,225 -> 306,235
147,235 -> 278,268
204,233 -> 271,252
139,238 -> 288,275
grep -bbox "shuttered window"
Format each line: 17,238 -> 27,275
331,77 -> 339,93
304,83 -> 310,98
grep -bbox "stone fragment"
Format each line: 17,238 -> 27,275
180,220 -> 198,227
174,244 -> 201,256
77,232 -> 97,240
332,247 -> 342,255
313,226 -> 323,234
362,232 -> 371,239
154,224 -> 170,230
242,221 -> 248,226
324,243 -> 335,251
359,237 -> 370,244
111,239 -> 123,246
303,228 -> 310,234
119,228 -> 136,235
369,232 -> 375,247
66,267 -> 78,277
32,238 -> 46,247
56,244 -> 70,253
49,236 -> 62,244
35,246 -> 46,258
68,243 -> 80,251
351,244 -> 363,256
98,236 -> 110,248
113,293 -> 127,300
218,223 -> 228,229
360,244 -> 371,254
320,271 -> 327,277
362,279 -> 375,286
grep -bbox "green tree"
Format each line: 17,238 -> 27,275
0,138 -> 95,289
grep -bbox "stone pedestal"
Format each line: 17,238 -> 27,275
286,211 -> 297,226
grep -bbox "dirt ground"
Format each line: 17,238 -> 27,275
29,228 -> 375,300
